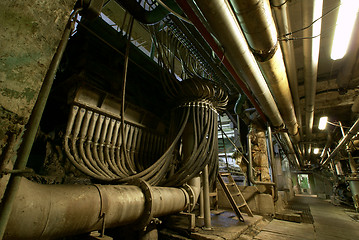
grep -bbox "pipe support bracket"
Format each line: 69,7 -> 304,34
130,179 -> 154,231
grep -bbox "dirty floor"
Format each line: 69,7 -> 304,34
164,195 -> 359,240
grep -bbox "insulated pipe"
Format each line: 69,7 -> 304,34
247,133 -> 276,187
271,0 -> 303,138
322,118 -> 359,166
192,0 -> 283,128
175,0 -> 268,122
302,0 -> 323,154
3,177 -> 200,240
230,0 -> 299,143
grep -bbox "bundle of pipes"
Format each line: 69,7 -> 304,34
64,79 -> 227,187
178,0 -> 300,167
64,105 -> 167,183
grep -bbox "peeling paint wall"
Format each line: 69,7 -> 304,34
0,0 -> 77,168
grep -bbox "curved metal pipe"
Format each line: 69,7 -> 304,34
192,0 -> 284,128
3,177 -> 201,240
230,0 -> 299,143
322,118 -> 359,166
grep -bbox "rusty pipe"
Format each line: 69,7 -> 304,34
247,133 -> 276,186
3,177 -> 201,240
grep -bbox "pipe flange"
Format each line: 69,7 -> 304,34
182,184 -> 195,212
130,178 -> 154,230
251,42 -> 279,62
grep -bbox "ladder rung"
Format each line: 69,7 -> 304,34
237,203 -> 246,208
226,182 -> 236,186
209,192 -> 217,197
219,172 -> 230,176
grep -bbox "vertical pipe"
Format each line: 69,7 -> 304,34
202,164 -> 212,229
0,13 -> 76,238
247,133 -> 275,186
267,125 -> 278,201
199,187 -> 204,218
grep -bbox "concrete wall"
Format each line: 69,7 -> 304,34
0,0 -> 76,171
217,184 -> 275,215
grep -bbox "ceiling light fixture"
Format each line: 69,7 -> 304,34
313,148 -> 319,154
318,116 -> 328,130
331,0 -> 359,60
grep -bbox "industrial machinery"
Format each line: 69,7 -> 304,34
1,0 -> 359,239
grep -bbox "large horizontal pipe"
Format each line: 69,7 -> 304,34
175,0 -> 268,122
4,177 -> 200,239
321,118 -> 359,167
303,0 -> 323,154
271,0 -> 303,137
230,0 -> 299,143
191,0 -> 284,128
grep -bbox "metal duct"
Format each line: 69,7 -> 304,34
4,177 -> 200,239
271,0 -> 303,138
321,118 -> 359,166
302,0 -> 323,153
193,0 -> 283,128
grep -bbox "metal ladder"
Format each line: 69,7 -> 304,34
217,172 -> 253,222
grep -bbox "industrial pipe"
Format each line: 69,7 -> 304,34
266,125 -> 279,201
3,177 -> 201,239
230,0 -> 299,142
202,165 -> 212,229
271,0 -> 302,138
247,133 -> 276,187
192,0 -> 283,128
175,0 -> 268,122
303,0 -> 323,155
0,10 -> 79,239
322,118 -> 359,166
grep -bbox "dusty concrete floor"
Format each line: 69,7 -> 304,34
249,196 -> 359,240
166,195 -> 359,240
252,195 -> 359,239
